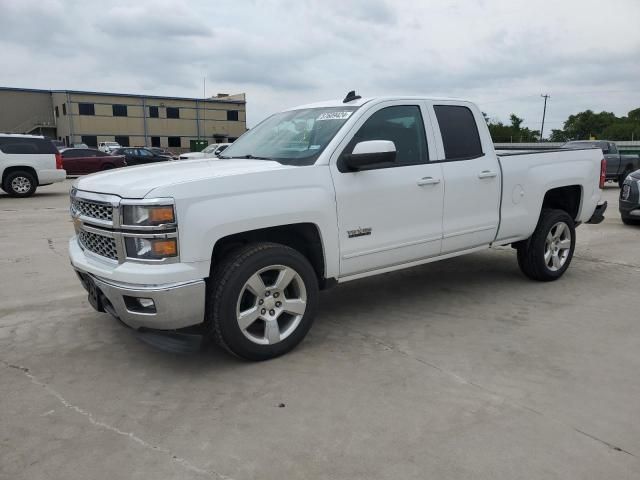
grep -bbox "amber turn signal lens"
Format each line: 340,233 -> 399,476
151,239 -> 177,256
148,206 -> 175,224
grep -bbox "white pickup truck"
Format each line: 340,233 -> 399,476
69,94 -> 607,360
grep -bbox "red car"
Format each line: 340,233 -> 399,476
60,148 -> 126,175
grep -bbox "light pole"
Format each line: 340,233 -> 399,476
540,94 -> 550,141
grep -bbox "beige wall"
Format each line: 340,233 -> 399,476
0,89 -> 54,133
1,89 -> 247,150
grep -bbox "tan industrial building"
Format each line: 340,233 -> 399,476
0,87 -> 246,151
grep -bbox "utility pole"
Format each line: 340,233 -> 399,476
540,94 -> 550,142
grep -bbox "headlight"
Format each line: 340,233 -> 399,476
125,237 -> 178,260
122,205 -> 175,227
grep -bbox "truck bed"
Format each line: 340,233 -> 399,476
494,147 -> 603,244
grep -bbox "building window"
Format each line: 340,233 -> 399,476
112,104 -> 128,117
55,106 -> 59,118
166,107 -> 180,119
149,106 -> 159,118
78,103 -> 95,116
168,137 -> 181,148
65,136 -> 69,147
62,103 -> 67,115
115,136 -> 130,147
81,135 -> 98,147
226,110 -> 239,121
151,136 -> 161,147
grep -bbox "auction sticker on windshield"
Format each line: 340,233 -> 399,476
317,111 -> 353,121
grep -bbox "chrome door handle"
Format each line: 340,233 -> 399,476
478,170 -> 498,179
417,177 -> 441,186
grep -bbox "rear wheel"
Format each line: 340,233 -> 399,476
207,242 -> 319,360
3,170 -> 37,197
517,209 -> 576,281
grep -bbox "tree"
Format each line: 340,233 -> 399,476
510,114 -> 523,130
563,110 -> 617,140
549,129 -> 569,142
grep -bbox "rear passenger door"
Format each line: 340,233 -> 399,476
430,103 -> 501,253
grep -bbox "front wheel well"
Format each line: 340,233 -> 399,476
541,185 -> 582,221
212,223 -> 330,287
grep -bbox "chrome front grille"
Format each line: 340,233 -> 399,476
72,198 -> 113,222
78,230 -> 118,261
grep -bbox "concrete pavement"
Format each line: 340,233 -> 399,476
1,182 -> 639,479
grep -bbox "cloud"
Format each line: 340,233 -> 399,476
0,0 -> 639,131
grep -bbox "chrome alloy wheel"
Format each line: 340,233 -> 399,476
11,176 -> 32,194
544,222 -> 571,271
236,265 -> 307,345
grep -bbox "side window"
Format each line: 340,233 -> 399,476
0,138 -> 57,154
609,143 -> 618,154
138,149 -> 153,157
81,135 -> 98,148
434,105 -> 483,160
344,105 -> 429,167
62,149 -> 81,158
78,103 -> 95,116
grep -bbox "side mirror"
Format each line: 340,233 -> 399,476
344,140 -> 396,171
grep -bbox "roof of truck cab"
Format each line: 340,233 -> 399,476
288,96 -> 470,111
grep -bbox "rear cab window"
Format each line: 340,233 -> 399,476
0,137 -> 57,155
433,105 -> 484,161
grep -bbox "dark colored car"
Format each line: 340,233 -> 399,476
147,147 -> 177,159
111,147 -> 172,166
619,169 -> 640,225
60,148 -> 126,175
562,140 -> 640,186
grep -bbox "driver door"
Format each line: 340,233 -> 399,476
330,102 -> 444,277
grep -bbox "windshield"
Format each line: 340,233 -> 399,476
221,107 -> 358,165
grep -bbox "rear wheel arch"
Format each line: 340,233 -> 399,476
2,165 -> 39,186
540,185 -> 582,222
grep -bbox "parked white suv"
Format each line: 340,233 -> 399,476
69,95 -> 607,360
178,143 -> 231,160
0,134 -> 66,197
98,142 -> 121,153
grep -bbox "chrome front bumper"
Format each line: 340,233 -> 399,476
74,268 -> 206,331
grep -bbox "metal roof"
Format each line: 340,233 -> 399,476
0,86 -> 246,104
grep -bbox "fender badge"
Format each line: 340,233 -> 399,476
347,227 -> 372,238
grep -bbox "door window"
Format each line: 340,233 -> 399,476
342,105 -> 428,169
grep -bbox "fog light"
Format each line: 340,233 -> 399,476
138,298 -> 155,309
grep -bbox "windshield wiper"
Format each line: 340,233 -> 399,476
221,154 -> 273,160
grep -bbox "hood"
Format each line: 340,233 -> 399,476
74,158 -> 288,198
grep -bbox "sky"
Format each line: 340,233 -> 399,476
1,0 -> 639,135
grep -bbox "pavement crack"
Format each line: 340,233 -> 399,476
325,320 -> 637,458
574,255 -> 640,270
2,360 -> 234,479
47,238 -> 64,257
572,427 -> 635,456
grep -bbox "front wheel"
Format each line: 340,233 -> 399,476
207,242 -> 319,360
517,209 -> 576,281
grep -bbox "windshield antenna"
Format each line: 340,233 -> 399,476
343,90 -> 361,103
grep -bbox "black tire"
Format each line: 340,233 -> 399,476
206,242 -> 319,361
517,209 -> 576,281
3,170 -> 37,197
621,216 -> 640,226
618,170 -> 632,186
